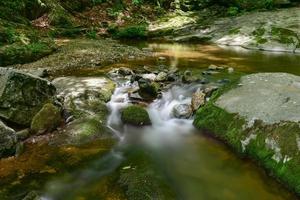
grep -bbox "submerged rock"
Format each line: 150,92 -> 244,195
121,105 -> 151,126
173,104 -> 192,119
0,69 -> 56,126
0,120 -> 17,157
31,103 -> 62,135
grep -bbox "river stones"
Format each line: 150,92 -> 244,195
173,104 -> 192,119
121,105 -> 151,126
0,120 -> 17,157
0,69 -> 56,126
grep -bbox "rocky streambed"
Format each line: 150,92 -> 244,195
0,41 -> 300,199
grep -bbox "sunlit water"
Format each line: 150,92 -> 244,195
1,42 -> 300,200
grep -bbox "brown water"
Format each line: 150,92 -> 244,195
0,42 -> 299,200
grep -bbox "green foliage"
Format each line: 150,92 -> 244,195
0,27 -> 17,45
86,28 -> 98,39
227,6 -> 239,16
132,0 -> 143,5
115,25 -> 148,39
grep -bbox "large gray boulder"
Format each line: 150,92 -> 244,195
0,120 -> 17,157
216,73 -> 300,125
0,69 -> 56,126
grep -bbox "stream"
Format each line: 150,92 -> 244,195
1,42 -> 300,200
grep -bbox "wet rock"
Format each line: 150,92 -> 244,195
191,89 -> 206,111
173,104 -> 192,119
0,120 -> 17,157
138,78 -> 159,100
182,70 -> 198,83
0,69 -> 56,126
155,72 -> 168,82
142,73 -> 157,81
121,105 -> 151,126
31,103 -> 62,135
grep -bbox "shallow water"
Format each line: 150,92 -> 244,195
0,42 -> 300,200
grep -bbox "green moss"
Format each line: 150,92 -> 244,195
31,103 -> 62,134
121,105 -> 151,126
256,37 -> 268,44
252,27 -> 266,37
271,27 -> 299,46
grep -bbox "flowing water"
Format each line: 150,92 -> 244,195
1,42 -> 300,200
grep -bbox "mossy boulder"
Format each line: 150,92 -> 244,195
194,73 -> 300,195
0,69 -> 56,126
31,103 -> 62,134
121,105 -> 151,126
60,114 -> 110,145
0,120 -> 17,157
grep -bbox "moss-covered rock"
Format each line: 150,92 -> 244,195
0,69 -> 56,126
194,73 -> 300,195
121,105 -> 151,126
31,103 -> 62,134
